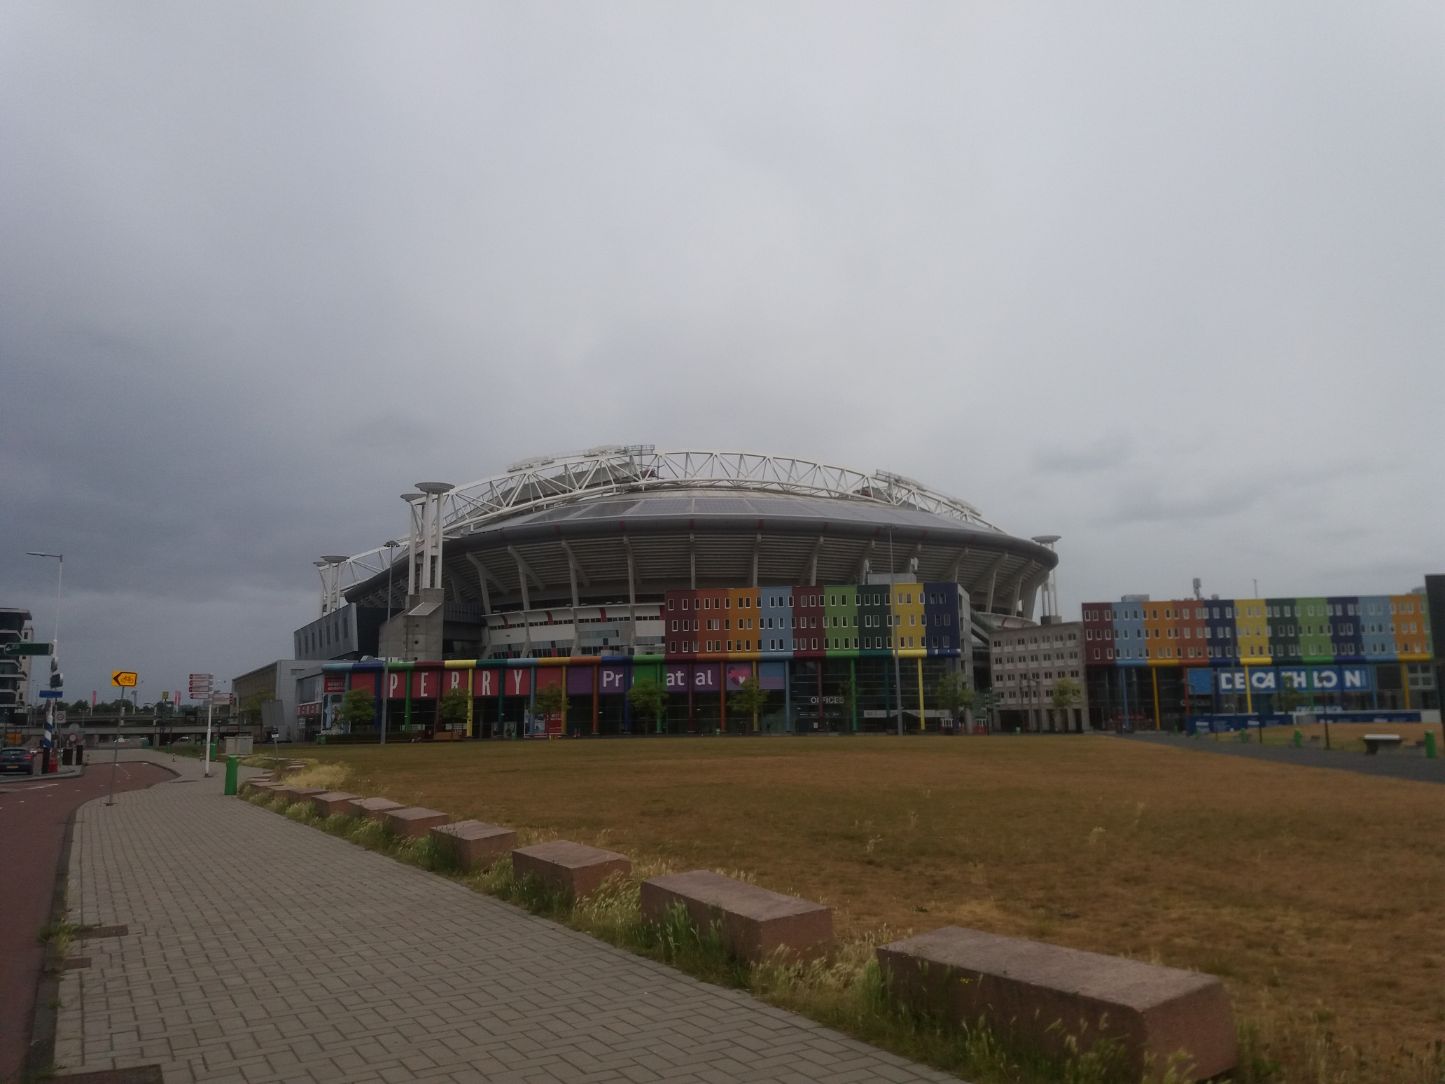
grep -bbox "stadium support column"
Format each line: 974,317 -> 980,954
402,492 -> 424,597
415,482 -> 452,594
592,666 -> 599,736
511,547 -> 534,656
1151,667 -> 1161,730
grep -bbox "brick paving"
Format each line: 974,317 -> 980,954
54,753 -> 958,1083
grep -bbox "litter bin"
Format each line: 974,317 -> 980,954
224,755 -> 239,796
1426,731 -> 1437,760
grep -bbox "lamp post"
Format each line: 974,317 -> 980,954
380,539 -> 401,746
25,552 -> 62,772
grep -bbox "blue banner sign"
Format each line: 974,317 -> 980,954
1214,665 -> 1374,694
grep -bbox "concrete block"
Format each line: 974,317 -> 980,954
430,820 -> 517,871
511,840 -> 631,899
382,806 -> 450,838
877,927 -> 1236,1082
345,797 -> 404,822
641,870 -> 833,963
310,791 -> 361,818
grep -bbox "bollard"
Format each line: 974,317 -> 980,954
1292,729 -> 1303,748
1426,731 -> 1437,760
224,755 -> 239,796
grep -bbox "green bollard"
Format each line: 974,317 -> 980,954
1292,729 -> 1303,748
1426,731 -> 1437,760
224,755 -> 239,796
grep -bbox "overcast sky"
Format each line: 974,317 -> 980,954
3,2 -> 1441,705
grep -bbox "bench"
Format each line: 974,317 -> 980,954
309,791 -> 361,817
640,870 -> 833,963
1363,734 -> 1402,755
344,797 -> 404,822
511,841 -> 631,900
382,806 -> 450,838
430,820 -> 517,871
877,927 -> 1236,1082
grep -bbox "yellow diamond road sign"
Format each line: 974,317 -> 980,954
111,670 -> 138,688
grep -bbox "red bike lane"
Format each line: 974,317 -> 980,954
0,760 -> 173,1082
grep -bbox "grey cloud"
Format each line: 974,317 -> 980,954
2,2 -> 1442,696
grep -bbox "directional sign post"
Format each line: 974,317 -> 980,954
3,642 -> 52,656
190,674 -> 215,777
111,671 -> 138,688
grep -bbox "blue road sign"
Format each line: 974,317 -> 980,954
38,689 -> 64,699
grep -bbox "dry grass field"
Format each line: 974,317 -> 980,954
292,735 -> 1444,1082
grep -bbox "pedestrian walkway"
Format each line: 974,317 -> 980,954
1125,731 -> 1445,784
55,752 -> 958,1083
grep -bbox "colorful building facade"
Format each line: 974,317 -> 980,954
1081,593 -> 1437,729
317,581 -> 970,738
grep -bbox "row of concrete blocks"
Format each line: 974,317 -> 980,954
242,776 -> 1236,1082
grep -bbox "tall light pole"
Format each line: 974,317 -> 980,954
380,539 -> 400,746
25,552 -> 62,771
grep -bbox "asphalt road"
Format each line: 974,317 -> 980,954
0,758 -> 172,1082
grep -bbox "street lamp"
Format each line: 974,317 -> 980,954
25,552 -> 61,771
380,539 -> 401,747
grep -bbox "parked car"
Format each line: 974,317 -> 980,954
0,746 -> 37,775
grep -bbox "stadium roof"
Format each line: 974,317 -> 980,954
326,447 -> 1058,618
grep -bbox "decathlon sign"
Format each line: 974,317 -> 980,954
1215,666 -> 1374,694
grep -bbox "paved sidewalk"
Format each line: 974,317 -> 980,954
1125,730 -> 1445,784
55,752 -> 957,1083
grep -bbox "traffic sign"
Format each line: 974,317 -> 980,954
4,642 -> 52,656
111,671 -> 138,688
188,673 -> 213,699
38,690 -> 64,699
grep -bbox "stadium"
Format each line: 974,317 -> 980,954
298,446 -> 1059,738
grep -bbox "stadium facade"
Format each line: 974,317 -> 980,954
297,446 -> 1059,738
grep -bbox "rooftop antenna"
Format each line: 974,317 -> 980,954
1192,577 -> 1202,600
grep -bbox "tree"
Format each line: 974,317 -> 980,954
438,688 -> 470,735
728,677 -> 768,733
337,689 -> 375,732
627,678 -> 667,735
1050,677 -> 1083,732
1275,683 -> 1306,717
238,693 -> 266,728
68,698 -> 89,713
839,674 -> 858,733
935,672 -> 976,732
534,683 -> 567,734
